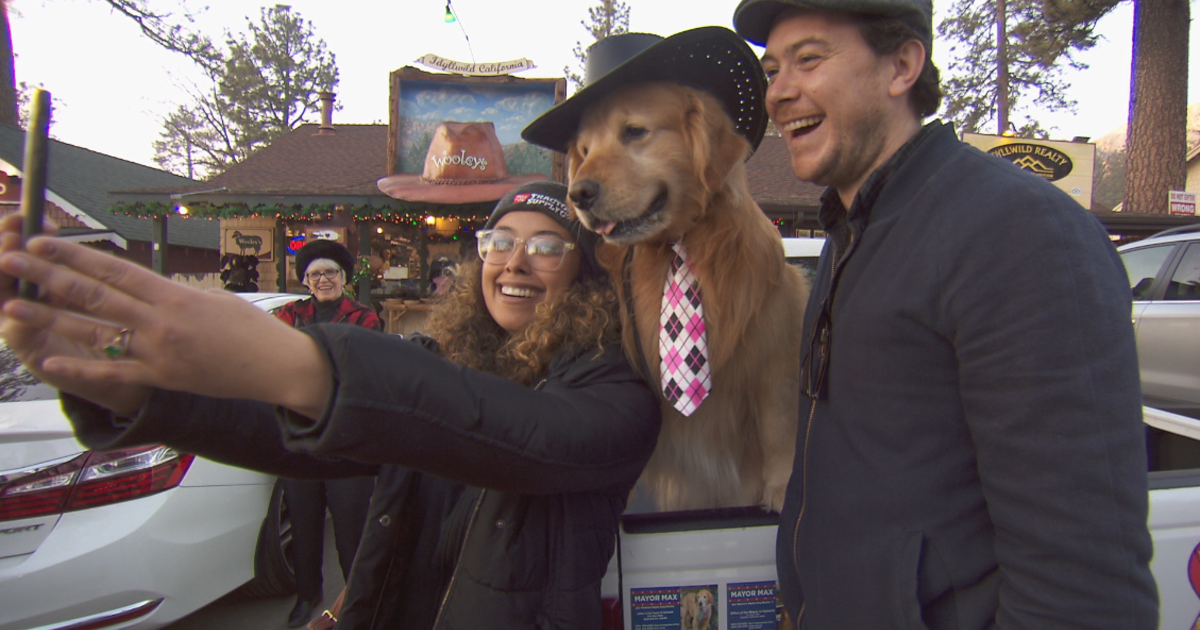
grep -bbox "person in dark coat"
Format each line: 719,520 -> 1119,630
0,181 -> 661,629
730,0 -> 1157,628
276,239 -> 380,627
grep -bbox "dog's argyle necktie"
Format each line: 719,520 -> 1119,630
660,242 -> 711,416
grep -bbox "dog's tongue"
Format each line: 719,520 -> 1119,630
592,221 -> 617,236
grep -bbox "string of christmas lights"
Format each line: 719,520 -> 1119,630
110,202 -> 491,225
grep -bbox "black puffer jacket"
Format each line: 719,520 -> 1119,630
63,324 -> 661,629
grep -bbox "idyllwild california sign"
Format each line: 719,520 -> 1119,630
962,133 -> 1096,209
416,54 -> 536,76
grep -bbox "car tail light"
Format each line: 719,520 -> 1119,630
0,446 -> 194,521
601,596 -> 623,630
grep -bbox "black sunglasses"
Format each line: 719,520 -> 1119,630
800,296 -> 832,400
801,238 -> 848,401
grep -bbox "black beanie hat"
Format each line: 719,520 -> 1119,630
295,238 -> 355,282
483,181 -> 604,280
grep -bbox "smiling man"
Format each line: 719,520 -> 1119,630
731,0 -> 1157,628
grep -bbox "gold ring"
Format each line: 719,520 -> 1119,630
102,328 -> 133,359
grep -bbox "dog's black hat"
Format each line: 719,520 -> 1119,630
521,27 -> 767,156
295,238 -> 355,282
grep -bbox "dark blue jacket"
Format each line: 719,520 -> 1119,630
778,122 -> 1156,629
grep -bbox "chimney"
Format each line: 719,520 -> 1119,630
317,91 -> 336,135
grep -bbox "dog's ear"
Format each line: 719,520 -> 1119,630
683,90 -> 749,199
566,140 -> 585,217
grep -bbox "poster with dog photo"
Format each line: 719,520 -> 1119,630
680,586 -> 719,630
629,585 -> 719,630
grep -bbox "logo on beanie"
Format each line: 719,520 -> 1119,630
513,192 -> 569,220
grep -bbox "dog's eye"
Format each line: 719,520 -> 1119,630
623,125 -> 648,141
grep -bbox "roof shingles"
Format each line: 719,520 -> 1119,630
0,124 -> 217,249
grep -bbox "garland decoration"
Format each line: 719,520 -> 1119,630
110,200 -> 497,222
350,256 -> 372,290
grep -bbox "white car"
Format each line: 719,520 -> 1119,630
782,236 -> 826,285
1117,225 -> 1200,417
0,293 -> 305,630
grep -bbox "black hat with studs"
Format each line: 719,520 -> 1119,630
521,27 -> 767,156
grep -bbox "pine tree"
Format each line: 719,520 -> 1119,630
938,0 -> 1108,136
1042,0 -> 1191,215
1123,0 -> 1189,214
563,0 -> 630,93
153,5 -> 338,178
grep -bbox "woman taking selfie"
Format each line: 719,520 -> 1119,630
0,181 -> 660,629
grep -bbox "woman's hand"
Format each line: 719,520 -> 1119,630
0,215 -> 147,412
0,231 -> 334,418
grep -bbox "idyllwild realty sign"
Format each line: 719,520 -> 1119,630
415,54 -> 536,76
962,133 -> 1096,209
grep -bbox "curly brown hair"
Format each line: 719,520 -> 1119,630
424,259 -> 620,386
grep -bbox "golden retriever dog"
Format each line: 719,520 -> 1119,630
566,82 -> 808,511
680,588 -> 716,630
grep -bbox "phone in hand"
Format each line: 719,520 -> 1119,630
18,89 -> 51,300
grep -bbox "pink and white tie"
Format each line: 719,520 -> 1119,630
660,242 -> 711,416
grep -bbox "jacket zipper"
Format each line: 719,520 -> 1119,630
368,557 -> 396,629
792,397 -> 816,626
432,488 -> 486,629
793,240 -> 838,628
430,378 -> 545,628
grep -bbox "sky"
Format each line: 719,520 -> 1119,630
8,0 -> 1199,172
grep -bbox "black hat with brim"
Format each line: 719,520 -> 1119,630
521,27 -> 767,156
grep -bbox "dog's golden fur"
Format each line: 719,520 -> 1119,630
566,82 -> 808,511
680,588 -> 716,630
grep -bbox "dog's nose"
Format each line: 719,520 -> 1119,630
569,180 -> 600,211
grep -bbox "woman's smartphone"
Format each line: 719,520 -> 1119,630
18,89 -> 51,299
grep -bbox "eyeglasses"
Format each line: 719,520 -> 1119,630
305,269 -> 343,282
476,229 -> 576,271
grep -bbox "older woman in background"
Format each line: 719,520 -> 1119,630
275,239 -> 379,627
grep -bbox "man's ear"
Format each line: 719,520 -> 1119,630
887,39 -> 925,99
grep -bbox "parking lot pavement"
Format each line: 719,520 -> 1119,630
166,521 -> 346,630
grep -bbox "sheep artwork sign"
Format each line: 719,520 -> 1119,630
224,228 -> 274,261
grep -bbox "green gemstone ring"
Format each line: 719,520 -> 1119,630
102,328 -> 133,359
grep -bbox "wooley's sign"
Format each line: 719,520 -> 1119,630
415,54 -> 536,76
431,149 -> 488,171
962,133 -> 1096,209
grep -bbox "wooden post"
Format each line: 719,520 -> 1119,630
359,221 -> 372,304
151,216 -> 168,275
276,218 -> 288,292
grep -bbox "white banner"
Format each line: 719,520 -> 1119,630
415,54 -> 536,76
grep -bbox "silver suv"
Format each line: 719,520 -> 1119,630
1118,225 -> 1200,416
